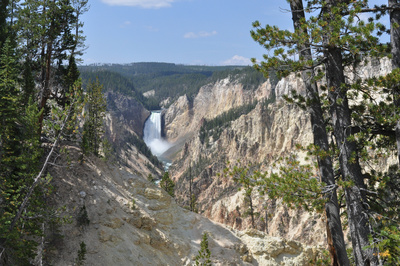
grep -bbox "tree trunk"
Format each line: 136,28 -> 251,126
389,0 -> 400,167
248,192 -> 255,229
323,25 -> 377,266
38,42 -> 53,133
288,1 -> 349,265
321,1 -> 378,264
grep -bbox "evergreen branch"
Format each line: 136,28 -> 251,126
0,98 -> 77,261
351,125 -> 395,137
9,107 -> 72,229
341,6 -> 400,16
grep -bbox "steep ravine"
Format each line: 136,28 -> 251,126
169,99 -> 324,245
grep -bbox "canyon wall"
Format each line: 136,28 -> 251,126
165,73 -> 327,245
165,57 -> 393,246
164,77 -> 273,144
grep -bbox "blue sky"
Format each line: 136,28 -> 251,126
81,0 -> 388,66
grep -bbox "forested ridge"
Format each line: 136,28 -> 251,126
80,62 -> 238,76
79,70 -> 157,109
80,63 -> 268,109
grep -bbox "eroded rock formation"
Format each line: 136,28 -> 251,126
165,57 -> 393,247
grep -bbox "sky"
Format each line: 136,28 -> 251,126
81,0 -> 388,66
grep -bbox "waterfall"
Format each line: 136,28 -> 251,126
144,111 -> 162,141
143,111 -> 172,157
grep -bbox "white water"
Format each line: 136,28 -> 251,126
143,111 -> 172,157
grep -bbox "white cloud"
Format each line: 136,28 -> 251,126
101,0 -> 175,8
222,55 -> 251,66
145,25 -> 159,32
183,30 -> 217,39
120,21 -> 132,28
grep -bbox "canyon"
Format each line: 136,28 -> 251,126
47,58 -> 393,264
154,57 -> 393,246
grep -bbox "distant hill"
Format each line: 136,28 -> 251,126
79,70 -> 158,109
79,62 -> 242,76
79,62 -> 267,109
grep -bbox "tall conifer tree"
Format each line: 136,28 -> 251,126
250,0 -> 400,264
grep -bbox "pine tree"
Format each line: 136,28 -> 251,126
285,1 -> 348,263
0,39 -> 46,262
195,232 -> 211,266
81,78 -> 106,157
0,38 -> 19,160
21,57 -> 36,106
160,172 -> 175,197
0,0 -> 88,263
227,162 -> 262,229
14,0 -> 88,131
250,1 -> 400,264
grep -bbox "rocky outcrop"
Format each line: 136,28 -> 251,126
164,77 -> 273,146
104,91 -> 163,178
48,147 -> 322,265
105,91 -> 149,138
162,71 -> 321,244
170,100 -> 325,245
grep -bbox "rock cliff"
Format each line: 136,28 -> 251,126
105,91 -> 163,178
169,99 -> 325,245
105,91 -> 150,138
163,72 -> 324,245
164,77 -> 273,144
165,57 -> 393,247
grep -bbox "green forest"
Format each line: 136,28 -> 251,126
199,94 -> 276,145
79,63 -> 268,109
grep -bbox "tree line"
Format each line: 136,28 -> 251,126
80,70 -> 160,110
